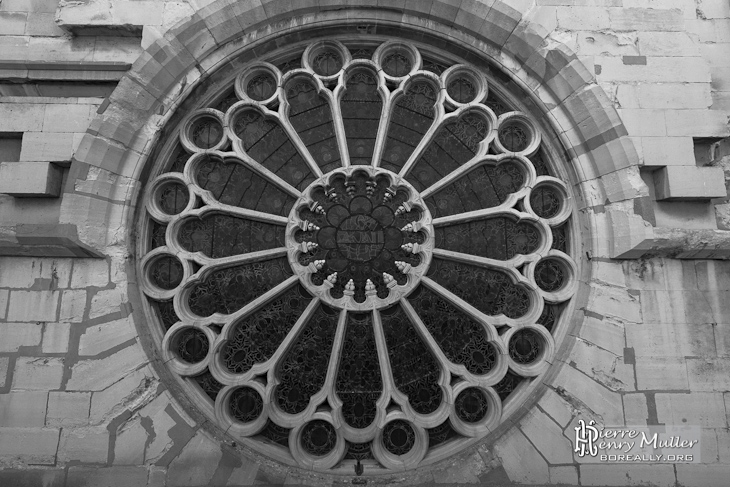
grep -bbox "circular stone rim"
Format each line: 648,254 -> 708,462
286,166 -> 434,311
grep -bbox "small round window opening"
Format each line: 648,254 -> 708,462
140,39 -> 577,473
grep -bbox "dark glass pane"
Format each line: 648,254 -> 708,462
529,147 -> 551,176
382,52 -> 411,77
150,221 -> 167,249
538,302 -> 561,333
426,258 -> 530,319
341,70 -> 382,165
168,143 -> 190,173
349,47 -> 373,60
408,285 -> 497,376
336,312 -> 382,429
178,215 -> 285,258
232,110 -> 315,191
229,387 -> 264,423
247,73 -> 277,101
509,329 -> 541,364
485,92 -> 509,117
193,370 -> 224,401
381,304 -> 442,414
382,420 -> 415,455
406,113 -> 489,191
214,88 -> 238,113
153,299 -> 178,331
422,58 -> 450,75
435,217 -> 540,260
158,182 -> 189,215
277,56 -> 302,74
191,116 -> 223,149
494,371 -> 524,401
286,78 -> 341,173
174,328 -> 209,364
425,161 -> 525,218
535,259 -> 566,292
344,441 -> 374,460
150,256 -> 183,290
187,257 -> 292,317
380,82 -> 436,174
498,122 -> 530,152
221,284 -> 311,374
531,186 -> 562,219
447,76 -> 476,103
274,303 -> 338,414
195,157 -> 296,216
551,224 -> 567,253
427,420 -> 458,448
455,387 -> 489,423
259,420 -> 290,447
312,50 -> 342,76
300,420 -> 337,456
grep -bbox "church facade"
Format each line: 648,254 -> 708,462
0,0 -> 729,485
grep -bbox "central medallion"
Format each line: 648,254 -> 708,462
287,167 -> 434,310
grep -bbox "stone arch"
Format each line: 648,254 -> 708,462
59,0 -> 650,480
63,0 -> 650,261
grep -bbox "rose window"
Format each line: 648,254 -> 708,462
140,39 -> 577,473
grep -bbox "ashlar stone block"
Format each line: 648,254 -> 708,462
12,357 -> 64,391
167,431 -> 223,487
0,322 -> 42,352
0,427 -> 60,466
47,391 -> 91,427
6,290 -> 59,322
0,391 -> 47,427
0,162 -> 62,197
654,165 -> 727,200
656,392 -> 726,428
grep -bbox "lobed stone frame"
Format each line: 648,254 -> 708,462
137,36 -> 579,472
59,0 -> 654,481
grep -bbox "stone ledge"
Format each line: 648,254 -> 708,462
0,161 -> 63,197
0,224 -> 104,258
654,165 -> 727,201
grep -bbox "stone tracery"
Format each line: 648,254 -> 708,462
140,39 -> 577,472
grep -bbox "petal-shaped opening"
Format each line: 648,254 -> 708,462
426,258 -> 531,319
341,68 -> 383,165
408,285 -> 497,376
381,304 -> 443,415
178,214 -> 285,258
187,257 -> 293,317
435,217 -> 541,260
274,303 -> 339,414
195,157 -> 296,215
220,283 -> 312,374
336,312 -> 382,429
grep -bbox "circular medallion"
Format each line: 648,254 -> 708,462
287,167 -> 434,310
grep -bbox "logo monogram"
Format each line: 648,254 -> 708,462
574,419 -> 599,457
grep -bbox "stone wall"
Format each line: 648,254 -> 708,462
0,0 -> 729,486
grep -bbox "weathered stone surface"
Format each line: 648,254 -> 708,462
656,392 -> 727,427
635,357 -> 689,390
686,359 -> 730,392
566,337 -> 635,392
581,464 -> 676,486
493,428 -> 549,484
167,431 -> 223,487
552,363 -> 625,426
79,316 -> 137,356
677,464 -> 730,487
70,258 -> 110,288
655,166 -> 727,200
41,322 -> 70,354
58,289 -> 87,323
0,322 -> 41,352
57,426 -> 110,463
623,393 -> 648,425
0,427 -> 60,466
46,391 -> 91,427
66,466 -> 149,487
627,321 -> 715,357
89,288 -> 127,320
0,161 -> 63,197
12,357 -> 64,391
113,416 -> 148,465
89,368 -> 158,424
550,465 -> 579,485
18,133 -> 75,163
6,290 -> 59,322
0,391 -> 47,427
520,407 -> 574,464
67,344 -> 147,392
537,387 -> 573,427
